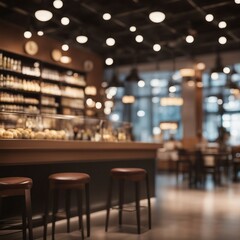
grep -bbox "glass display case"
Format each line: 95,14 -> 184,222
0,111 -> 132,142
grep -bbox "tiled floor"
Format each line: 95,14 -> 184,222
2,173 -> 240,240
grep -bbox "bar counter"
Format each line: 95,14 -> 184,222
0,140 -> 161,225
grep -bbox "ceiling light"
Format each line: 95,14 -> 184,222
223,67 -> 230,74
37,31 -> 44,36
105,58 -> 113,66
24,30 -> 32,39
137,110 -> 145,117
219,36 -> 227,45
196,62 -> 206,70
169,86 -> 176,93
211,72 -> 219,80
153,44 -> 161,51
129,26 -> 136,32
138,80 -> 145,87
61,17 -> 70,25
53,0 -> 63,9
106,37 -> 115,46
205,14 -> 214,22
76,35 -> 88,44
103,13 -> 111,20
235,0 -> 240,4
218,21 -> 227,29
135,35 -> 143,43
35,10 -> 53,22
62,44 -> 69,51
60,56 -> 72,64
149,11 -> 165,23
186,35 -> 194,43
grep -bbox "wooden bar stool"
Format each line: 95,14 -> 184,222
43,172 -> 90,240
105,168 -> 151,234
0,177 -> 33,240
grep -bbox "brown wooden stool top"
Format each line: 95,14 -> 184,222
49,172 -> 90,184
0,177 -> 32,190
111,168 -> 147,181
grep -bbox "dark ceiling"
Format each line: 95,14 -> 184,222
0,0 -> 240,67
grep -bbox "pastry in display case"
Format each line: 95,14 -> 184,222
0,111 -> 133,142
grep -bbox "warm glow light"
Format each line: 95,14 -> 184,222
105,87 -> 117,96
96,102 -> 102,109
53,0 -> 63,9
61,17 -> 70,25
219,36 -> 227,45
160,122 -> 178,130
205,14 -> 214,22
35,10 -> 53,22
218,21 -> 227,29
129,26 -> 136,32
105,100 -> 114,108
161,97 -> 183,106
104,108 -> 111,115
86,98 -> 95,107
187,80 -> 195,87
60,56 -> 72,64
180,68 -> 195,77
138,80 -> 145,87
103,13 -> 111,20
197,82 -> 203,88
76,35 -> 88,44
196,62 -> 206,70
153,127 -> 161,135
211,72 -> 219,80
85,86 -> 97,96
235,0 -> 240,3
61,44 -> 69,51
24,31 -> 32,39
153,44 -> 161,51
135,35 -> 143,43
106,38 -> 115,46
223,67 -> 231,74
105,58 -> 113,66
149,11 -> 165,23
137,110 -> 145,117
186,35 -> 194,43
37,31 -> 44,36
122,95 -> 135,104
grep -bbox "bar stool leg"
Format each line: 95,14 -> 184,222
77,190 -> 84,239
105,176 -> 113,232
52,189 -> 58,240
135,181 -> 141,234
43,187 -> 50,240
22,197 -> 27,240
118,179 -> 125,226
176,161 -> 179,184
146,174 -> 151,230
25,189 -> 33,240
85,183 -> 90,237
65,190 -> 71,233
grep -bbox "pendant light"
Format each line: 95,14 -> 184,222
210,50 -> 224,80
125,67 -> 141,82
35,0 -> 53,22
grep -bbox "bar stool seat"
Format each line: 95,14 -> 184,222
0,177 -> 33,240
105,168 -> 151,234
44,172 -> 90,240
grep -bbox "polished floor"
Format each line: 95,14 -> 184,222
2,173 -> 240,240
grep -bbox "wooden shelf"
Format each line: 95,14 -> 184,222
0,68 -> 41,80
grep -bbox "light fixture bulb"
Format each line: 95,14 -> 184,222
153,44 -> 161,51
205,14 -> 214,22
218,36 -> 227,45
103,13 -> 111,20
76,35 -> 88,44
135,35 -> 143,43
129,26 -> 136,32
106,37 -> 115,46
223,67 -> 230,74
53,0 -> 63,9
235,0 -> 240,4
37,31 -> 44,36
186,35 -> 194,43
61,17 -> 70,25
149,11 -> 165,23
62,44 -> 69,51
105,58 -> 113,66
24,30 -> 32,39
35,9 -> 53,22
218,21 -> 227,29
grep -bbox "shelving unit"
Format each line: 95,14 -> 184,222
0,49 -> 87,116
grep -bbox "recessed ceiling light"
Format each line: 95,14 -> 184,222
61,17 -> 70,25
129,26 -> 136,32
106,38 -> 115,46
62,44 -> 69,51
37,31 -> 44,36
103,13 -> 111,20
235,0 -> 240,4
53,0 -> 63,9
186,35 -> 194,43
153,44 -> 161,51
135,35 -> 143,43
35,10 -> 53,22
218,36 -> 227,45
60,56 -> 72,64
218,21 -> 227,29
205,14 -> 214,22
105,58 -> 113,66
24,31 -> 32,39
76,35 -> 88,44
149,11 -> 165,23
223,67 -> 230,74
